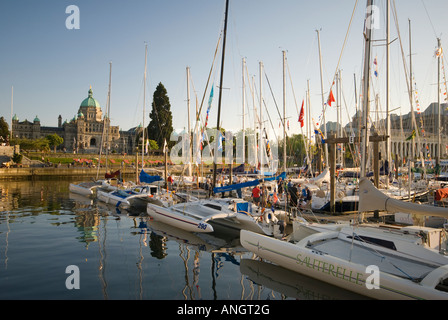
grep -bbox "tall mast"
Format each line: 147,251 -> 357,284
10,86 -> 13,141
282,50 -> 287,173
212,0 -> 229,191
385,0 -> 391,187
437,37 -> 442,165
242,57 -> 246,165
259,61 -> 263,175
187,66 -> 192,177
316,29 -> 328,166
142,43 -> 148,170
307,79 -> 313,176
360,0 -> 373,178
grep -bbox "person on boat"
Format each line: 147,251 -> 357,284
289,183 -> 299,207
252,185 -> 261,206
277,177 -> 283,195
235,176 -> 242,198
300,186 -> 312,208
261,185 -> 268,208
167,175 -> 173,190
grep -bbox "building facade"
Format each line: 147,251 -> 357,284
12,87 -> 140,154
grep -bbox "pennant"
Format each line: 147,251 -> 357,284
406,130 -> 416,141
313,121 -> 325,143
327,89 -> 335,106
374,56 -> 378,77
298,99 -> 305,127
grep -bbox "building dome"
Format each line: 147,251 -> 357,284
34,115 -> 40,122
80,87 -> 101,108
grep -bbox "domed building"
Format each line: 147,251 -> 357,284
12,87 -> 140,154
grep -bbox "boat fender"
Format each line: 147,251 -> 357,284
264,211 -> 271,224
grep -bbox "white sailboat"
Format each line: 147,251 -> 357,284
147,197 -> 281,236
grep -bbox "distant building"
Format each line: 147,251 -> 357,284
323,102 -> 448,160
12,87 -> 142,154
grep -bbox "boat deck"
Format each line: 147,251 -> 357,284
310,238 -> 438,281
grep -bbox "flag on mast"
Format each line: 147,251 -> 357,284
298,99 -> 305,127
327,89 -> 335,106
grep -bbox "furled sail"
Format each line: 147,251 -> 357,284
359,177 -> 448,218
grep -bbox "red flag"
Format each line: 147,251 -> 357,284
327,89 -> 335,106
298,99 -> 304,127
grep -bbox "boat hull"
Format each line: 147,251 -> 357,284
147,203 -> 214,233
240,230 -> 448,300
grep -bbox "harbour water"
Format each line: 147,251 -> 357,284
0,178 -> 368,301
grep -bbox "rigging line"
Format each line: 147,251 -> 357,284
420,0 -> 439,39
323,0 -> 359,115
392,0 -> 426,169
264,71 -> 283,128
285,57 -> 311,164
194,34 -> 222,128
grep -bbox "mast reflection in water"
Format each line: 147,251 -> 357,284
0,179 -> 368,300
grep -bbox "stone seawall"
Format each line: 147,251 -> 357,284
0,167 -> 138,180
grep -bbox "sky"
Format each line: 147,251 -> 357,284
1,0 -> 447,144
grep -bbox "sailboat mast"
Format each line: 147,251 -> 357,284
259,61 -> 263,175
10,86 -> 13,141
282,50 -> 287,173
212,0 -> 229,191
142,43 -> 148,170
316,29 -> 328,167
385,0 -> 391,187
360,0 -> 373,178
187,66 -> 192,177
242,57 -> 246,165
437,37 -> 442,165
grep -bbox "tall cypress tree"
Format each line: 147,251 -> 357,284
147,82 -> 174,149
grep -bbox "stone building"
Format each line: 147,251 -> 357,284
12,87 -> 140,154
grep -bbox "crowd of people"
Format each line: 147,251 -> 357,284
251,177 -> 312,210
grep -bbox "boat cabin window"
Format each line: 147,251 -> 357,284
204,203 -> 222,211
347,235 -> 397,251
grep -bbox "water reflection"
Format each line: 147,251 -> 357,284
0,179 -> 370,300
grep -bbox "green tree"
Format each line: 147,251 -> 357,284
147,82 -> 174,149
0,117 -> 10,142
46,134 -> 64,153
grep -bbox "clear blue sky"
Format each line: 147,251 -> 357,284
1,0 -> 447,143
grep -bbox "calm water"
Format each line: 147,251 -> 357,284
0,179 -> 367,300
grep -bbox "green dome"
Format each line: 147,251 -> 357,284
80,87 -> 100,108
34,115 -> 40,122
12,114 -> 18,121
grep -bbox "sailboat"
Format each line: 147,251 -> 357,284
241,0 -> 448,300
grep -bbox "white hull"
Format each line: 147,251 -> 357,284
240,229 -> 448,300
147,203 -> 215,233
69,181 -> 102,196
147,198 -> 278,235
97,186 -> 158,210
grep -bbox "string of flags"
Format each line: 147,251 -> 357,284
374,56 -> 378,77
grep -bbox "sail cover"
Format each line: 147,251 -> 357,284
139,169 -> 162,184
213,172 -> 286,194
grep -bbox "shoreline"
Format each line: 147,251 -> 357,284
0,166 -> 169,180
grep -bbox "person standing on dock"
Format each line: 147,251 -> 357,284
252,185 -> 261,206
